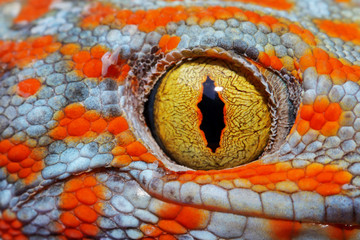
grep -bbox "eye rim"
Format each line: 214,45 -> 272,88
123,47 -> 302,171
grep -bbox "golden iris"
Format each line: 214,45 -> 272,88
151,58 -> 271,170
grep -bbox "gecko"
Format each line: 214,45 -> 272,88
1,0 -> 360,239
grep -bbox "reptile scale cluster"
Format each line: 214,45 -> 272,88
0,0 -> 360,239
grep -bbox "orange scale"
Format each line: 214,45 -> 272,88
67,118 -> 91,136
323,164 -> 338,172
13,41 -> 30,52
342,65 -> 355,74
299,54 -> 316,72
79,224 -> 99,237
316,172 -> 334,183
195,175 -> 213,184
126,141 -> 148,157
0,52 -> 13,63
3,210 -> 16,221
237,169 -> 257,178
49,127 -> 67,140
140,224 -> 163,237
316,183 -> 341,196
7,229 -> 22,236
13,50 -> 30,60
59,118 -> 72,126
271,22 -> 289,34
0,41 -> 14,54
74,205 -> 98,223
255,165 -> 276,175
60,43 -> 80,56
31,161 -> 43,172
302,31 -> 316,46
268,172 -> 287,183
17,168 -> 32,178
32,36 -> 53,48
287,169 -> 305,181
328,58 -> 343,69
320,121 -> 340,136
259,52 -> 271,67
244,11 -> 261,23
0,140 -> 13,153
17,78 -> 41,97
270,56 -> 283,70
330,68 -> 347,84
30,48 -> 46,58
139,153 -> 159,163
44,42 -> 62,53
249,175 -> 271,185
64,229 -> 83,239
6,162 -> 21,173
347,72 -> 359,82
0,155 -> 9,167
175,207 -> 210,229
64,103 -> 86,119
313,48 -> 329,60
64,178 -> 83,192
289,24 -> 303,35
306,163 -> 324,176
158,220 -> 187,234
260,15 -> 278,26
298,178 -> 319,191
155,15 -> 172,27
213,173 -> 238,181
60,212 -> 81,227
9,220 -> 21,230
83,59 -> 103,78
159,35 -> 171,50
90,45 -> 107,59
297,119 -> 310,136
93,185 -> 108,200
275,162 -> 292,172
108,116 -> 129,135
324,103 -> 342,121
84,176 -> 97,187
90,118 -> 108,133
111,155 -> 132,167
178,173 -> 196,182
76,188 -> 98,205
30,147 -> 46,161
166,36 -> 181,51
0,218 -> 10,226
310,113 -> 326,130
173,13 -> 189,22
59,193 -> 79,210
316,59 -> 333,74
213,9 -> 233,19
83,110 -> 100,122
138,22 -> 156,32
156,202 -> 182,219
115,10 -> 132,21
73,51 -> 92,64
333,171 -> 352,184
313,96 -> 330,113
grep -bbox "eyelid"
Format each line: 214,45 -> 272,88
125,45 -> 302,170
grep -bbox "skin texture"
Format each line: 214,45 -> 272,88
1,0 -> 360,239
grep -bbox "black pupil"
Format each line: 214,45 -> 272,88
197,76 -> 225,153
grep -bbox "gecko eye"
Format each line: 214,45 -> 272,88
145,57 -> 300,170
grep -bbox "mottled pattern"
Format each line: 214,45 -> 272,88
1,0 -> 360,239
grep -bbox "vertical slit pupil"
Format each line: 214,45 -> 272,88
197,76 -> 225,153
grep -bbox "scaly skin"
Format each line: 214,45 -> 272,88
1,0 -> 360,239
